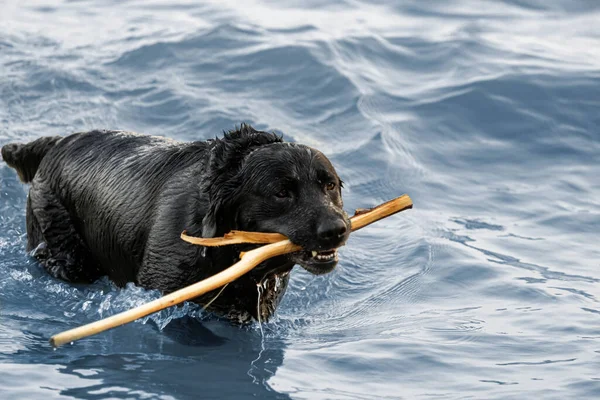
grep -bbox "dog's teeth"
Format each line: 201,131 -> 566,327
311,250 -> 337,261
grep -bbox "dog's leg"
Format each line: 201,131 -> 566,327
28,182 -> 102,283
25,192 -> 45,253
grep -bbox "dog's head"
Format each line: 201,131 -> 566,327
202,125 -> 350,276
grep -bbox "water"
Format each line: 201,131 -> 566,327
1,0 -> 599,398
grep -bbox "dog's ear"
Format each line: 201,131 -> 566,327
201,184 -> 244,238
201,199 -> 225,238
201,124 -> 282,238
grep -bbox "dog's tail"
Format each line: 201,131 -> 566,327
1,136 -> 62,183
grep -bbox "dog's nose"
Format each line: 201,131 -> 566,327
317,218 -> 348,242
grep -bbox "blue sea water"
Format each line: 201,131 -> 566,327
1,0 -> 599,398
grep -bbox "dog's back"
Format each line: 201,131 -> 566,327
3,130 -> 210,284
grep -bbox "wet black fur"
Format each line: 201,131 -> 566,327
1,125 -> 350,322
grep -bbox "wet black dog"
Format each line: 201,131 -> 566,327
1,125 -> 350,322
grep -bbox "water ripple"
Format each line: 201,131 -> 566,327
1,0 -> 599,398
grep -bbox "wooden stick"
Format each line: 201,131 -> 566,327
349,194 -> 413,230
49,194 -> 412,347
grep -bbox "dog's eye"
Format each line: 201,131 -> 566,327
275,189 -> 290,198
326,182 -> 336,191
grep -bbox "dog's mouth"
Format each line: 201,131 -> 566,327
291,248 -> 339,275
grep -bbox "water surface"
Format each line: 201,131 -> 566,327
1,0 -> 599,398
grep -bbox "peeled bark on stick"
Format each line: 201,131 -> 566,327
181,230 -> 287,246
49,194 -> 413,347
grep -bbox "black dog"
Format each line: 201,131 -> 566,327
1,125 -> 350,322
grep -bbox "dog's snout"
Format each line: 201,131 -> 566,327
317,218 -> 348,242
